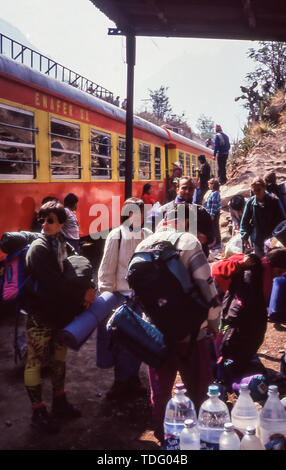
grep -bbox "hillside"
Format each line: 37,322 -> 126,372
225,127 -> 286,196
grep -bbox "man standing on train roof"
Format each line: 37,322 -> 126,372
157,176 -> 214,257
213,124 -> 230,186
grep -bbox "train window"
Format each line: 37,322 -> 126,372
90,130 -> 112,179
154,147 -> 161,180
179,152 -> 184,174
0,104 -> 37,179
191,155 -> 196,177
118,137 -> 135,180
50,118 -> 81,179
139,143 -> 151,180
185,153 -> 191,176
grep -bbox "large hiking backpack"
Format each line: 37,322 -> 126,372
126,232 -> 209,344
0,231 -> 40,302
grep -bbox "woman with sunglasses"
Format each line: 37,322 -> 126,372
23,200 -> 95,433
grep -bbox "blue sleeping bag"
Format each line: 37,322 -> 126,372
268,274 -> 286,323
59,291 -> 123,350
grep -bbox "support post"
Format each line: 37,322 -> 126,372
125,35 -> 136,200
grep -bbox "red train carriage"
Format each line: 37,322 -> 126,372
0,54 -> 215,259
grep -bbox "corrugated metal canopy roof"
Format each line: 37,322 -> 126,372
90,0 -> 286,42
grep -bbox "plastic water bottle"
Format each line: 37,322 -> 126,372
163,383 -> 197,450
281,397 -> 286,410
231,383 -> 259,434
179,419 -> 200,450
198,384 -> 230,450
259,385 -> 286,447
219,423 -> 241,450
240,426 -> 264,450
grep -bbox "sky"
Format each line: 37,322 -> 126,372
0,0 -> 260,142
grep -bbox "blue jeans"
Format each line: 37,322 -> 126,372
96,292 -> 141,382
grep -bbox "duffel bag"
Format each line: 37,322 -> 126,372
107,303 -> 169,369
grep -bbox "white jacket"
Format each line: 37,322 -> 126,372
98,225 -> 152,294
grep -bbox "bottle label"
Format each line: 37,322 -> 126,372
200,439 -> 219,451
163,435 -> 180,450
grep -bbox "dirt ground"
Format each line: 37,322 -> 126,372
0,302 -> 286,452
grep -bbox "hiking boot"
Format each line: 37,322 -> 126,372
52,394 -> 81,420
31,406 -> 60,434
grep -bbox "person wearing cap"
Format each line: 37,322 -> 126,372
213,124 -> 230,185
134,201 -> 221,443
157,176 -> 214,257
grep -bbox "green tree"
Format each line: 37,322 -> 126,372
196,114 -> 215,140
246,42 -> 286,93
148,86 -> 172,121
136,86 -> 193,138
237,41 -> 286,123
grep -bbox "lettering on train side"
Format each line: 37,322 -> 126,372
34,92 -> 77,118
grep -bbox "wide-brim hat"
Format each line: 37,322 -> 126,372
172,161 -> 182,168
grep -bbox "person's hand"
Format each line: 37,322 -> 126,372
243,239 -> 251,251
82,288 -> 96,309
207,326 -> 220,340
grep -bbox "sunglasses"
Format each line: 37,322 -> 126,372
38,217 -> 56,225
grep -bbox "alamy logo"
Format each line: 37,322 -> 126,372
88,196 -> 198,245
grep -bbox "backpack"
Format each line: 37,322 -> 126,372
1,246 -> 31,302
126,232 -> 209,344
0,231 -> 40,303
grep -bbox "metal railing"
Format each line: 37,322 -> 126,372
0,33 -> 114,102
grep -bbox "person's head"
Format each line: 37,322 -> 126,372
251,177 -> 266,202
215,124 -> 222,132
38,200 -> 67,236
208,178 -> 220,191
264,171 -> 277,186
64,193 -> 79,210
121,197 -> 145,226
164,202 -> 193,232
41,196 -> 59,205
198,154 -> 206,164
229,194 -> 245,212
142,183 -> 152,195
266,248 -> 286,278
176,176 -> 196,202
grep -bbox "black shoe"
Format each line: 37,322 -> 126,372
106,378 -> 147,401
31,406 -> 60,434
52,395 -> 81,420
127,377 -> 147,397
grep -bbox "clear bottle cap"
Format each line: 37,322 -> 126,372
184,419 -> 195,428
245,426 -> 256,435
208,384 -> 219,396
224,422 -> 234,432
268,385 -> 278,394
175,383 -> 185,390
